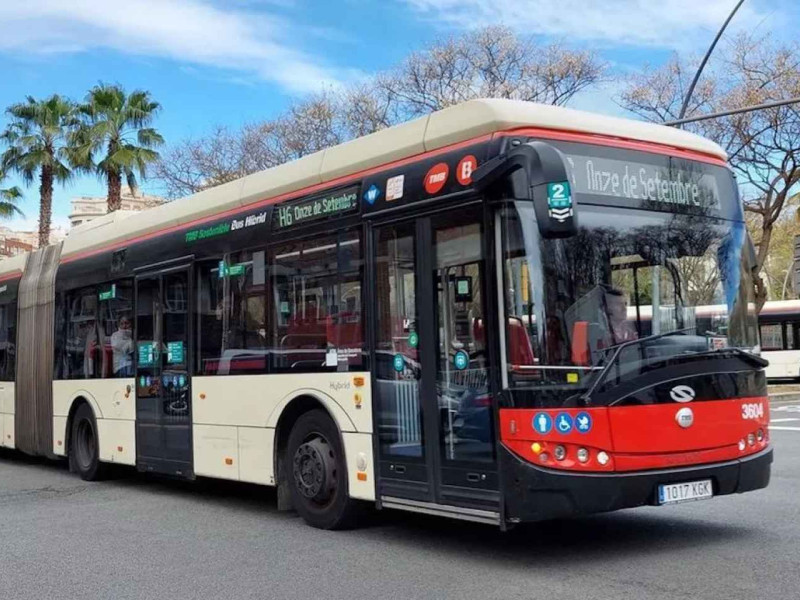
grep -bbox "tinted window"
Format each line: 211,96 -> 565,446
198,250 -> 268,375
63,287 -> 100,379
270,230 -> 363,373
98,280 -> 134,377
760,324 -> 784,351
0,301 -> 16,381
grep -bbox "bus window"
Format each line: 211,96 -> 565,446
0,301 -> 15,381
98,280 -> 133,378
759,324 -> 784,351
197,250 -> 268,376
64,287 -> 100,379
269,230 -> 363,373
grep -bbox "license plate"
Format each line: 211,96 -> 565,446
657,479 -> 713,505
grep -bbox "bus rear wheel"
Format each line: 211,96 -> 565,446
285,409 -> 360,530
70,403 -> 109,481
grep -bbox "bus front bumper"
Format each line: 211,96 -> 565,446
500,444 -> 773,523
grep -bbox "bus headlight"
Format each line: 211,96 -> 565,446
597,451 -> 609,466
576,448 -> 589,463
554,445 -> 566,461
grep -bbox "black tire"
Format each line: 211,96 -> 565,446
69,403 -> 110,481
285,409 -> 361,530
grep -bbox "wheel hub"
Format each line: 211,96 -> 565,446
292,436 -> 336,503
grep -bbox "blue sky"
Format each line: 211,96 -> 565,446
0,0 -> 797,231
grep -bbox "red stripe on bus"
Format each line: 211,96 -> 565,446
500,127 -> 728,167
59,126 -> 727,265
0,270 -> 22,283
60,133 -> 494,265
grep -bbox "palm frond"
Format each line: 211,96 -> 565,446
137,128 -> 164,147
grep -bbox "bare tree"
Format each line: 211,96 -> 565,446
152,126 -> 246,197
154,93 -> 347,198
381,26 -> 605,116
619,34 -> 800,309
154,26 -> 605,198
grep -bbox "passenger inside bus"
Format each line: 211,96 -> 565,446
604,288 -> 638,344
110,316 -> 134,376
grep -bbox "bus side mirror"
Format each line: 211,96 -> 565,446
472,141 -> 578,238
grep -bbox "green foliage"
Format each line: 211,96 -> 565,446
0,168 -> 23,219
73,83 -> 163,202
747,198 -> 800,300
0,94 -> 80,244
1,94 -> 79,186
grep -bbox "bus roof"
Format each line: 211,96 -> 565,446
759,299 -> 800,317
5,98 -> 728,269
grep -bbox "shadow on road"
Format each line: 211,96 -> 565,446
0,447 -> 757,569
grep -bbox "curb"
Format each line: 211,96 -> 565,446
769,392 -> 800,404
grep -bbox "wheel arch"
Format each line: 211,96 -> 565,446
271,393 -> 352,510
64,392 -> 102,457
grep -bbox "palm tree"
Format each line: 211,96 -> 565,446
1,95 -> 78,246
0,169 -> 24,220
75,84 -> 163,212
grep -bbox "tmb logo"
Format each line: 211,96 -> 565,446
424,162 -> 449,195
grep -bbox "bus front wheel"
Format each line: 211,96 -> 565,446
69,403 -> 109,481
285,409 -> 361,530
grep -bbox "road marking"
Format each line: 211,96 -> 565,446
771,404 -> 800,412
770,418 -> 800,423
769,426 -> 800,431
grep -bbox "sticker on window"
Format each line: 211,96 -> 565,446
167,341 -> 185,364
138,342 -> 155,367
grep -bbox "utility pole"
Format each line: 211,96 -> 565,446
677,0 -> 746,125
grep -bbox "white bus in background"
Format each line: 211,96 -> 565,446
619,299 -> 799,380
758,300 -> 800,380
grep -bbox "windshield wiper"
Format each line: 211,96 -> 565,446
579,327 -> 696,405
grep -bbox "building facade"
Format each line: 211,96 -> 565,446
68,190 -> 164,228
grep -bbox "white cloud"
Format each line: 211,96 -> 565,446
402,0 -> 769,48
0,0 -> 345,93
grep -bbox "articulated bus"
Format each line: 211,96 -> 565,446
0,99 -> 772,529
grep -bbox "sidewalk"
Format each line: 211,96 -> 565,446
769,384 -> 800,404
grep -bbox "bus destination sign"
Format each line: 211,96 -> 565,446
274,186 -> 359,230
565,154 -> 721,212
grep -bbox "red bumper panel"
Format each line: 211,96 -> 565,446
499,397 -> 770,472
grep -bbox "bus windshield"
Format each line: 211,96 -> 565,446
500,201 -> 759,405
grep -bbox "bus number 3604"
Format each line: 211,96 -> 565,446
741,403 -> 764,420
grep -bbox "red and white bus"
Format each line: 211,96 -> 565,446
0,99 -> 771,529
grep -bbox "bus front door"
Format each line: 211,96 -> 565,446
372,207 -> 499,512
134,267 -> 193,478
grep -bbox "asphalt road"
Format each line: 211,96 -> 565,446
1,407 -> 799,600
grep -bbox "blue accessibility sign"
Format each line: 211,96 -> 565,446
393,353 -> 405,372
575,411 -> 592,433
555,412 -> 574,434
364,184 -> 381,205
532,412 -> 553,435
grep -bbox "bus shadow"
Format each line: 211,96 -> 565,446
365,508 -> 756,569
0,447 -> 757,566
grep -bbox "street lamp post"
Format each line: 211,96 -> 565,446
677,0 -> 747,124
